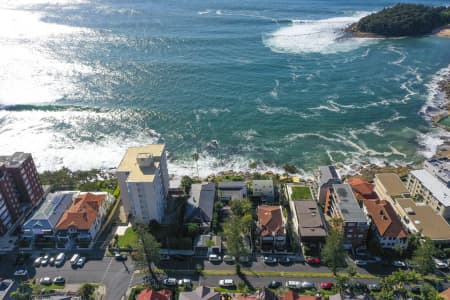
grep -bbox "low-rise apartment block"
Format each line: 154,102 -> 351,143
347,177 -> 378,201
257,205 -> 286,252
217,181 -> 247,201
116,144 -> 169,223
374,173 -> 409,204
252,180 -> 274,202
325,184 -> 368,249
362,199 -> 407,249
290,200 -> 327,249
393,198 -> 450,244
317,166 -> 341,204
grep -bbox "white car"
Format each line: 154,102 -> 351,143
41,254 -> 50,266
434,259 -> 449,269
285,281 -> 301,289
163,278 -> 177,286
34,257 -> 42,267
392,260 -> 406,268
178,278 -> 192,286
219,279 -> 235,287
301,281 -> 315,289
208,254 -> 222,262
14,269 -> 28,277
39,277 -> 52,285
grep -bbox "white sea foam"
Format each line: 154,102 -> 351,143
270,80 -> 280,99
421,64 -> 450,120
308,99 -> 355,113
215,10 -> 223,15
262,12 -> 377,54
198,9 -> 212,15
387,45 -> 407,65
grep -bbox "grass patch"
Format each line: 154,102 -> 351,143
203,269 -> 377,279
290,186 -> 312,200
118,227 -> 139,248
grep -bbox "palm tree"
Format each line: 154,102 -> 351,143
192,152 -> 200,178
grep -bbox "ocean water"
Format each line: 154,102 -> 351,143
1,0 -> 450,177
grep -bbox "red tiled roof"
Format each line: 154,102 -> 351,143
56,193 -> 105,231
363,199 -> 407,239
137,289 -> 173,300
348,177 -> 377,201
258,206 -> 284,237
440,287 -> 450,299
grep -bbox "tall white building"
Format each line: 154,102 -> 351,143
116,144 -> 169,223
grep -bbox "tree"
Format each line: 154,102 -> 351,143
321,220 -> 346,275
187,223 -> 200,237
10,282 -> 32,300
230,199 -> 252,217
192,152 -> 200,178
413,237 -> 436,275
393,243 -> 404,259
223,215 -> 250,262
134,227 -> 161,276
421,283 -> 445,300
181,176 -> 193,195
79,283 -> 96,300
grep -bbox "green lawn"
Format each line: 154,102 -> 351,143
118,227 -> 139,248
290,186 -> 312,200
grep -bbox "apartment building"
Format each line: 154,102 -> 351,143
374,173 -> 409,204
407,166 -> 450,219
116,144 -> 169,223
317,166 -> 341,204
325,184 -> 368,249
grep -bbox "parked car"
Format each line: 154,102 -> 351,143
279,257 -> 291,264
239,256 -> 250,263
355,259 -> 368,266
320,282 -> 334,290
306,256 -> 321,265
70,254 -> 80,266
219,279 -> 235,287
268,281 -> 282,289
163,278 -> 177,286
55,253 -> 65,267
368,283 -> 381,292
392,260 -> 406,268
263,256 -> 277,264
34,257 -> 42,267
208,254 -> 222,262
13,269 -> 28,277
285,281 -> 301,289
115,253 -> 127,261
178,279 -> 192,287
39,277 -> 52,285
53,276 -> 66,285
223,255 -> 235,264
49,257 -> 55,266
301,281 -> 315,289
160,255 -> 170,261
76,257 -> 86,267
41,255 -> 50,266
434,258 -> 449,269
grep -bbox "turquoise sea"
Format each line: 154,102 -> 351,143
1,0 -> 450,176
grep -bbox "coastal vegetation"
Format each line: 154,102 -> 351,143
351,4 -> 450,37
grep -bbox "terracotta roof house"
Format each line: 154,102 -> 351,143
137,289 -> 173,300
440,287 -> 450,300
279,290 -> 320,300
237,288 -> 275,300
347,177 -> 377,201
362,199 -> 408,249
56,192 -> 114,247
178,286 -> 219,300
257,205 -> 286,252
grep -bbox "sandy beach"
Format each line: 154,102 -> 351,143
434,25 -> 450,37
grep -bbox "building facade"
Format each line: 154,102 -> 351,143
116,144 -> 169,223
325,184 -> 369,249
317,166 -> 341,204
374,173 -> 409,204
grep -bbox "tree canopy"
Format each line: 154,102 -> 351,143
321,222 -> 346,275
134,228 -> 161,274
355,4 -> 450,37
412,237 -> 436,275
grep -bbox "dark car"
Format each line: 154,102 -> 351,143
368,283 -> 381,292
115,253 -> 127,261
53,276 -> 66,285
278,257 -> 292,265
268,281 -> 282,289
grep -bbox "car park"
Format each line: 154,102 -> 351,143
320,282 -> 334,290
223,255 -> 235,263
178,279 -> 192,287
208,254 -> 222,262
268,281 -> 282,289
13,269 -> 28,277
34,257 -> 42,267
163,278 -> 177,286
263,256 -> 277,264
40,277 -> 52,285
53,276 -> 66,285
219,279 -> 235,287
76,257 -> 86,267
301,281 -> 315,289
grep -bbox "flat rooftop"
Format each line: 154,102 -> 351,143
319,165 -> 340,185
397,198 -> 450,241
293,201 -> 326,238
411,169 -> 450,206
332,184 -> 366,223
117,144 -> 165,182
375,173 -> 408,196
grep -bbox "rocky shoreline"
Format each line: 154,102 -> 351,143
346,22 -> 450,39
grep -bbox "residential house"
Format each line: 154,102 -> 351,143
324,184 -> 369,249
116,144 -> 169,223
22,191 -> 76,241
407,168 -> 450,219
178,286 -> 219,300
440,287 -> 450,300
257,205 -> 286,252
290,200 -> 327,249
252,180 -> 275,202
317,166 -> 341,204
374,173 -> 409,204
347,177 -> 378,201
137,289 -> 173,300
237,288 -> 275,300
362,199 -> 408,249
218,181 -> 247,201
56,192 -> 114,247
184,182 -> 215,231
392,198 -> 450,244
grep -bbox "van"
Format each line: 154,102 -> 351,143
55,253 -> 66,266
70,254 -> 80,265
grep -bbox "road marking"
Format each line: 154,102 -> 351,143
101,258 -> 113,284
